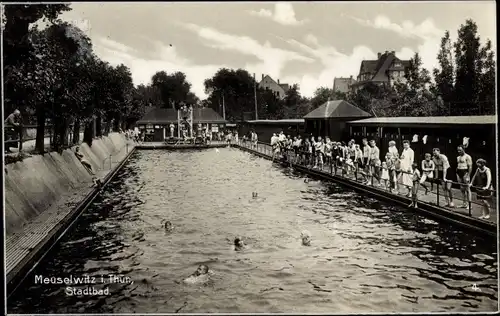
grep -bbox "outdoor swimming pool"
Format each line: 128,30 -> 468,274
8,148 -> 498,313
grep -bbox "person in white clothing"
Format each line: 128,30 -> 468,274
270,133 -> 280,160
270,133 -> 278,146
399,140 -> 414,197
388,140 -> 399,160
314,136 -> 324,169
278,131 -> 286,142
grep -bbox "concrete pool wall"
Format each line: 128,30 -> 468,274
6,132 -> 138,293
4,133 -> 129,236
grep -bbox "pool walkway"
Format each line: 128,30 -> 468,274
235,141 -> 496,237
6,140 -> 136,293
136,140 -> 228,150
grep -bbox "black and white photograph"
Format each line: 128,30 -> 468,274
2,1 -> 498,314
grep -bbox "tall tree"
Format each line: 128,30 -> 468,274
151,70 -> 193,108
310,87 -> 337,109
453,19 -> 482,115
281,84 -> 311,119
23,22 -> 93,152
432,30 -> 455,115
257,88 -> 281,119
204,68 -> 258,121
394,52 -> 435,116
2,4 -> 71,68
348,82 -> 396,117
476,39 -> 495,115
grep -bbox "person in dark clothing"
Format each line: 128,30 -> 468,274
470,159 -> 493,219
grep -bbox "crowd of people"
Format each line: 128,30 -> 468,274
225,130 -> 258,147
125,128 -> 143,143
264,131 -> 495,219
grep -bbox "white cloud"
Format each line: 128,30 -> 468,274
249,3 -> 307,26
348,15 -> 450,78
278,29 -> 448,97
93,36 -> 228,99
181,23 -> 314,83
304,34 -> 319,46
277,35 -> 377,97
99,37 -> 135,54
93,23 -> 315,99
251,8 -> 273,18
348,15 -> 442,40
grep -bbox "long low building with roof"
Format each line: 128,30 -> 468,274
136,107 -> 227,141
239,119 -> 306,141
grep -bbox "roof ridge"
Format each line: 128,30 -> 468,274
262,74 -> 279,85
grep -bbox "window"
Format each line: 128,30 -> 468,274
394,62 -> 402,68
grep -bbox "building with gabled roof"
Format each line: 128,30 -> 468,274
350,51 -> 410,93
303,100 -> 372,139
258,74 -> 291,99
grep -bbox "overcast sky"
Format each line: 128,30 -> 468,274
61,1 -> 496,98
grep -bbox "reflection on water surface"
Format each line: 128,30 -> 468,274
8,149 -> 498,313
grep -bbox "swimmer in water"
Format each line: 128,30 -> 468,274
194,264 -> 209,276
183,264 -> 212,284
301,230 -> 311,246
164,221 -> 174,232
234,237 -> 245,251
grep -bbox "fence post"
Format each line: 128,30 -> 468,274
18,127 -> 23,152
436,183 -> 440,207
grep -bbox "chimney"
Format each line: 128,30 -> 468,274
261,74 -> 264,80
277,79 -> 280,84
391,50 -> 395,55
377,52 -> 381,59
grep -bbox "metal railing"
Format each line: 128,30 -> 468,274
101,138 -> 135,170
237,140 -> 497,221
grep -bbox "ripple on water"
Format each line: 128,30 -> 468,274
7,149 -> 498,314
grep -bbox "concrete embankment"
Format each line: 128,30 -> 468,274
6,132 -> 136,292
4,133 -> 130,235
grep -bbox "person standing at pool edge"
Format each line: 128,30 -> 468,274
433,148 -> 454,208
368,140 -> 381,186
470,159 -> 493,219
362,138 -> 371,184
420,153 -> 435,195
456,145 -> 473,208
400,140 -> 414,197
409,163 -> 421,208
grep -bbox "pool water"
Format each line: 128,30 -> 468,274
8,148 -> 498,313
